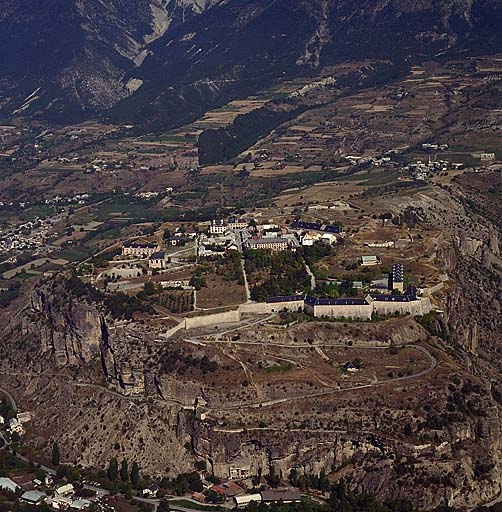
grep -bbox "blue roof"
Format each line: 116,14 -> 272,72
324,225 -> 343,233
150,251 -> 165,259
316,298 -> 369,306
371,294 -> 410,302
291,220 -> 322,231
304,295 -> 317,306
291,220 -> 342,234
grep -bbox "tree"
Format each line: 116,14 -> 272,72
120,460 -> 129,482
158,500 -> 170,512
108,458 -> 118,482
51,442 -> 61,467
130,462 -> 140,487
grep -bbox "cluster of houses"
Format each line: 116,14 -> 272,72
188,479 -> 301,508
200,217 -> 344,256
0,217 -> 54,257
137,471 -> 302,509
0,411 -> 31,437
0,478 -> 91,510
406,157 -> 462,181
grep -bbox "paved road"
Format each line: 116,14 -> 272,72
304,260 -> 316,291
0,387 -> 18,412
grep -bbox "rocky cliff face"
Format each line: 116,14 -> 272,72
0,0 -> 217,119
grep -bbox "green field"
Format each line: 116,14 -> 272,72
57,246 -> 91,262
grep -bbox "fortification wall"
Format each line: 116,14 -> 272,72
373,298 -> 432,317
239,301 -> 304,315
184,309 -> 241,330
313,304 -> 373,320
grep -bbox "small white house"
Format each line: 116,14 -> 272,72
142,484 -> 160,497
0,415 -> 4,425
55,483 -> 74,496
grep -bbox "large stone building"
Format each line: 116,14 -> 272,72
149,251 -> 167,270
122,243 -> 159,258
246,237 -> 289,252
264,285 -> 432,320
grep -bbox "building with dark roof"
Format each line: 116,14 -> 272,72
149,251 -> 166,270
261,490 -> 302,503
264,287 -> 432,320
291,220 -> 343,235
389,263 -> 404,292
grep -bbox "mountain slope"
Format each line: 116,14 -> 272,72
0,0 -> 218,120
2,0 -> 502,125
110,0 -> 502,129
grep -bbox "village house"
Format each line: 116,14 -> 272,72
345,362 -> 359,372
50,496 -> 74,510
227,217 -> 249,230
17,412 -> 32,423
229,458 -> 252,479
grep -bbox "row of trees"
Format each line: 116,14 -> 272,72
107,458 -> 140,487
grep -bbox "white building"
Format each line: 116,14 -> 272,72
17,412 -> 32,423
234,494 -> 262,508
360,255 -> 379,267
70,500 -> 92,510
0,477 -> 21,493
50,496 -> 74,510
55,483 -> 74,496
209,220 -> 226,235
122,243 -> 159,258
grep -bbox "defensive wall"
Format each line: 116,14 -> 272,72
163,295 -> 433,336
183,309 -> 241,330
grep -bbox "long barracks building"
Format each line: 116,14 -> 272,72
264,285 -> 432,320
